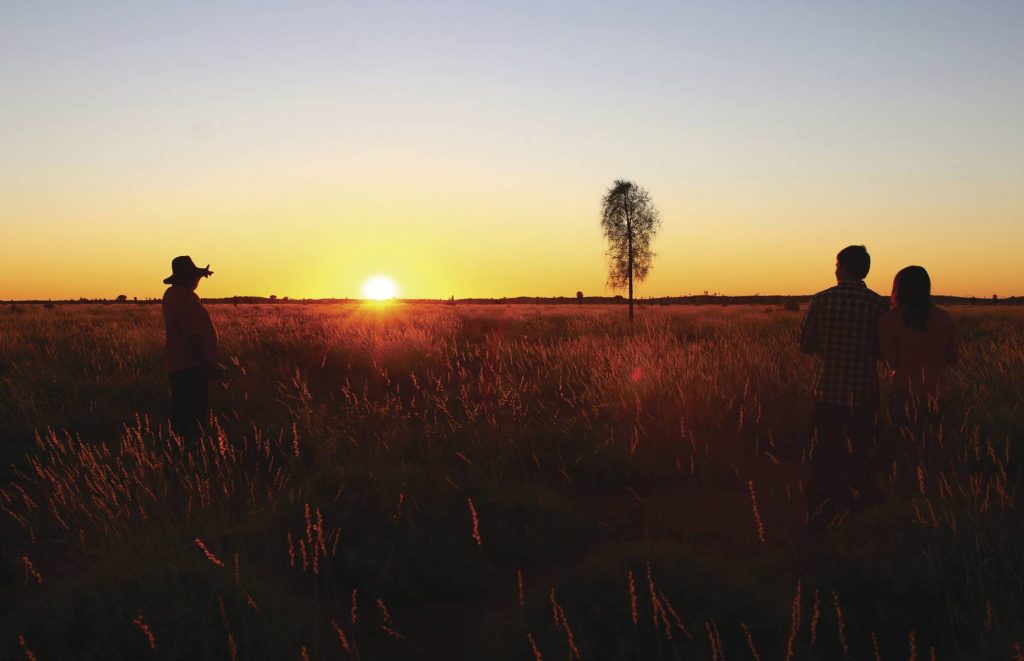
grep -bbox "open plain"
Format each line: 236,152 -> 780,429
1,302 -> 1022,659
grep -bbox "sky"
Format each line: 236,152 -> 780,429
2,1 -> 1022,300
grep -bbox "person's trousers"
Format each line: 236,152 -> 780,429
806,399 -> 877,531
169,367 -> 209,438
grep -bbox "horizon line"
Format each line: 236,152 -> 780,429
4,293 -> 1021,304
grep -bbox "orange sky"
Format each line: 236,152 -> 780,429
2,3 -> 1022,300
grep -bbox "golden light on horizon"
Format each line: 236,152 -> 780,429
1,4 -> 1022,302
362,275 -> 398,301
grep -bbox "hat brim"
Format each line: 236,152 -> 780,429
164,267 -> 212,285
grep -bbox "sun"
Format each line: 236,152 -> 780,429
362,275 -> 398,301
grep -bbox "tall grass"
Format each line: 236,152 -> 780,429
0,303 -> 1020,658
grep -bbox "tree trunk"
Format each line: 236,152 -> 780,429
626,195 -> 634,324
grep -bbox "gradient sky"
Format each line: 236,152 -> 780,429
2,1 -> 1022,299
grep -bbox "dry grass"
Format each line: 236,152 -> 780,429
0,302 -> 1021,658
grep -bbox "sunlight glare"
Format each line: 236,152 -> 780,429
362,275 -> 398,301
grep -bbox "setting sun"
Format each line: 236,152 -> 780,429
362,275 -> 398,301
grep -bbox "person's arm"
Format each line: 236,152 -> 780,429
184,334 -> 216,371
798,297 -> 818,355
178,298 -> 220,375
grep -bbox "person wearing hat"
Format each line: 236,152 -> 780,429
162,256 -> 221,437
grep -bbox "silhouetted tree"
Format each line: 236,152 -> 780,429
115,294 -> 128,303
576,291 -> 583,305
601,179 -> 660,323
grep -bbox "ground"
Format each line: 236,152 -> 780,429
0,303 -> 1021,659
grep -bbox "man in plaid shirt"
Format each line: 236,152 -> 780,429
799,245 -> 888,531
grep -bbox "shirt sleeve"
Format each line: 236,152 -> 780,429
798,297 -> 819,355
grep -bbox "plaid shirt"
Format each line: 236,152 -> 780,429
799,280 -> 888,405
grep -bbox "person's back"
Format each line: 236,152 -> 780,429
880,305 -> 958,396
800,281 -> 889,406
878,266 -> 956,494
798,245 -> 888,531
880,265 -> 958,399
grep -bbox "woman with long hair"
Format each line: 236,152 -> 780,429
881,266 -> 959,395
879,266 -> 959,491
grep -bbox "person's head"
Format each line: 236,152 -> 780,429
835,245 -> 870,282
163,256 -> 213,289
892,265 -> 932,331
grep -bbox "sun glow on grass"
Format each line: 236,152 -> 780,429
362,275 -> 398,301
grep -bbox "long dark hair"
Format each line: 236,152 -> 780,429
891,266 -> 932,331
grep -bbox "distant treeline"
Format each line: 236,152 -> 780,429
6,294 -> 1023,306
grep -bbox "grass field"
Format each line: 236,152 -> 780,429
1,302 -> 1021,659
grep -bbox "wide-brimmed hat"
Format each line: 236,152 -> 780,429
163,256 -> 213,285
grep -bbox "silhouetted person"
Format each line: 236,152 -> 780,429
162,256 -> 220,438
799,245 -> 888,531
879,266 -> 959,490
880,266 -> 959,399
